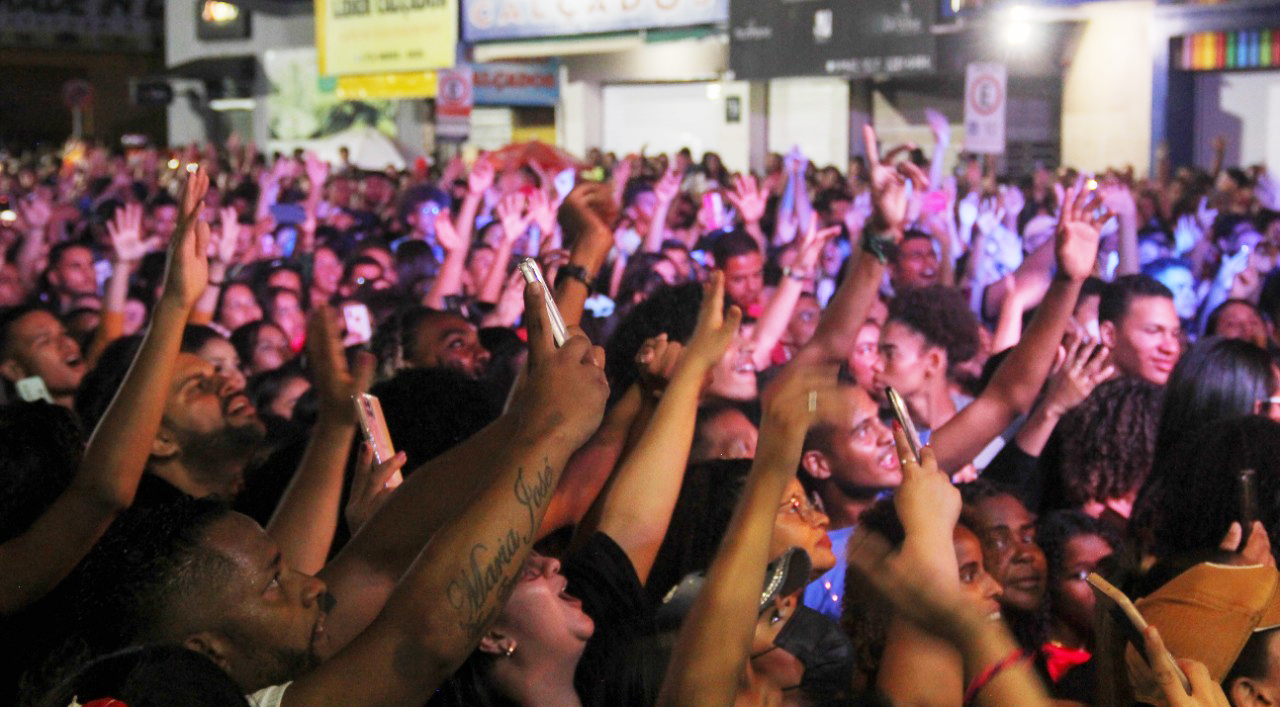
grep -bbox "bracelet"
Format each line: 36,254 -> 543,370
962,648 -> 1025,707
782,266 -> 814,282
861,229 -> 897,265
555,264 -> 593,291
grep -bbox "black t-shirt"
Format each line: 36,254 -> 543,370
562,532 -> 655,705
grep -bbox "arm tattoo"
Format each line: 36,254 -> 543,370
445,458 -> 557,637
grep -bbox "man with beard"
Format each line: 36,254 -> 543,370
401,307 -> 492,379
68,282 -> 610,707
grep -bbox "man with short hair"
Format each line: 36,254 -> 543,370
711,231 -> 765,314
73,287 -> 609,706
1098,274 -> 1182,385
42,242 -> 98,312
0,305 -> 87,407
888,230 -> 940,290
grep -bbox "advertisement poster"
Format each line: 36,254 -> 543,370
263,48 -> 398,143
316,0 -> 457,76
729,0 -> 935,79
462,0 -> 726,41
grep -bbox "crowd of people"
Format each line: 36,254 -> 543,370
2,120 -> 1280,707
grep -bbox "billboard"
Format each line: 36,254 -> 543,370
462,0 -> 727,41
316,0 -> 457,76
730,0 -> 936,79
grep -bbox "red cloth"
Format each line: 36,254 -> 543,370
1041,641 -> 1092,683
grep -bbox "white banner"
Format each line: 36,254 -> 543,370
963,62 -> 1006,155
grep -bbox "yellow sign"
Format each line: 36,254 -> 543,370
335,72 -> 439,99
316,0 -> 457,77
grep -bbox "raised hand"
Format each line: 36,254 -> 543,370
160,166 -> 212,310
1100,182 -> 1137,223
1143,626 -> 1228,707
434,209 -> 466,254
344,444 -> 407,534
759,360 -> 843,441
1042,337 -> 1114,417
528,188 -> 558,238
796,213 -> 841,272
635,333 -> 683,399
16,193 -> 52,234
652,169 -> 680,206
496,191 -> 532,244
1054,185 -> 1111,282
891,423 -> 961,555
514,281 -> 609,450
468,157 -> 495,196
558,182 -> 616,253
305,306 -> 376,424
727,173 -> 766,225
864,124 -> 929,238
106,202 -> 154,264
683,271 -> 744,370
1219,520 -> 1275,567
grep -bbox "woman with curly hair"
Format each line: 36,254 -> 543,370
1053,377 -> 1163,518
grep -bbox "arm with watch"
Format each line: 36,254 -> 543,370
554,183 -> 617,328
793,124 -> 928,368
748,213 -> 840,370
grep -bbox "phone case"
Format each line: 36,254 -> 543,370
353,393 -> 395,464
517,258 -> 568,347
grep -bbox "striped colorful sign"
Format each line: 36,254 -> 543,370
1178,29 -> 1279,70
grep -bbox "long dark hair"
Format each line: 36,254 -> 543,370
1151,336 -> 1274,473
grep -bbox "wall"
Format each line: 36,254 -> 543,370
1193,70 -> 1280,170
767,77 -> 849,170
598,80 -> 757,172
1061,0 -> 1155,173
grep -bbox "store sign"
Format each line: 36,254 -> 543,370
0,0 -> 161,51
316,0 -> 457,76
963,62 -> 1006,154
462,0 -> 727,41
436,66 -> 474,139
472,61 -> 559,106
729,0 -> 935,79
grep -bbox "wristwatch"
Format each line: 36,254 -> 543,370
555,264 -> 593,291
782,266 -> 814,282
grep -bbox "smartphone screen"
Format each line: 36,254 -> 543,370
343,303 -> 373,345
353,393 -> 395,464
703,192 -> 724,231
1239,468 -> 1258,532
885,387 -> 922,463
516,258 -> 568,347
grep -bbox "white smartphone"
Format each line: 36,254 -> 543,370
353,393 -> 395,464
16,376 -> 53,403
517,257 -> 568,347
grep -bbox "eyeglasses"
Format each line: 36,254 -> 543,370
780,495 -> 824,525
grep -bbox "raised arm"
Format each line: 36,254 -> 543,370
643,169 -> 681,253
264,307 -> 375,574
596,272 -> 740,582
454,157 -> 494,247
931,186 -> 1109,473
750,215 -> 838,370
478,192 -> 531,304
795,124 -> 927,367
287,284 -> 609,706
727,173 -> 769,253
658,362 -> 841,707
0,168 -> 211,613
423,209 -> 468,309
554,182 -> 616,329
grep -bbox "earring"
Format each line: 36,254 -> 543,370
503,641 -> 517,657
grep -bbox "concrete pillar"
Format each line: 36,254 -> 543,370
1061,0 -> 1155,174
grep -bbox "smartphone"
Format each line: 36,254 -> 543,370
353,393 -> 395,464
343,303 -> 373,345
703,192 -> 725,231
924,190 -> 949,214
1239,468 -> 1258,532
554,168 -> 576,201
885,386 -> 922,463
1086,573 -> 1191,695
517,257 -> 568,347
16,376 -> 53,403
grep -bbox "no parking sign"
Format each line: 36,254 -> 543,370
964,63 -> 1006,154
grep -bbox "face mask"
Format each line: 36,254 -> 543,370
771,605 -> 855,698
